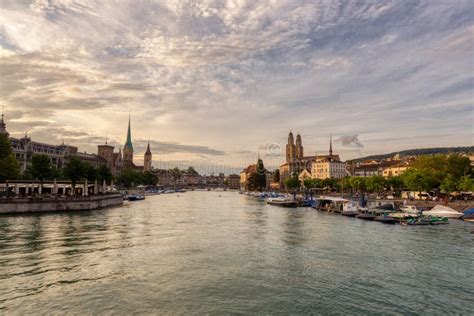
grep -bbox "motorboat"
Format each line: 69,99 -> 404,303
405,216 -> 449,225
400,205 -> 421,214
128,194 -> 145,201
422,205 -> 464,218
266,197 -> 298,208
313,196 -> 357,213
462,208 -> 474,222
374,214 -> 397,224
356,210 -> 377,220
389,212 -> 420,222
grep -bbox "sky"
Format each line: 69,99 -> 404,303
1,0 -> 473,174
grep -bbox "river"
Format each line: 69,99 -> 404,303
1,191 -> 473,314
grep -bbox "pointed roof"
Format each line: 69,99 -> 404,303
145,141 -> 151,155
124,115 -> 133,150
329,133 -> 333,156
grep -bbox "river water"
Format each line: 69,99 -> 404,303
1,191 -> 473,314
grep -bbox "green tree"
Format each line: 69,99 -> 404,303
247,159 -> 267,191
64,157 -> 86,191
440,175 -> 457,195
118,169 -> 143,188
458,175 -> 474,192
402,169 -> 437,195
28,154 -> 53,192
142,171 -> 157,185
186,166 -> 199,176
83,163 -> 97,182
349,177 -> 367,193
366,176 -> 386,193
303,178 -> 316,190
273,169 -> 280,183
387,176 -> 404,192
284,175 -> 301,192
97,165 -> 113,183
170,167 -> 182,187
0,134 -> 20,181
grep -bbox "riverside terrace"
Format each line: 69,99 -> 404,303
0,180 -> 116,197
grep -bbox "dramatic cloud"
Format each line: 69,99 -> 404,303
337,135 -> 364,148
1,0 -> 473,171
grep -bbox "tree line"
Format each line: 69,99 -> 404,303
282,154 -> 473,195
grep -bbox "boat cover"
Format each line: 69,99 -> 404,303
428,205 -> 458,213
463,208 -> 474,216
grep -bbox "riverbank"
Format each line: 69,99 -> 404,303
0,194 -> 123,214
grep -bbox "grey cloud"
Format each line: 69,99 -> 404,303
134,140 -> 226,156
336,135 -> 364,148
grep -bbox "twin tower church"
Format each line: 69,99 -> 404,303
97,117 -> 153,175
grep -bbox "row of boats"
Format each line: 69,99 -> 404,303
244,192 -> 474,225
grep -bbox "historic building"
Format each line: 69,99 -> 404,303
97,141 -> 123,177
144,142 -> 152,172
121,116 -> 154,172
123,116 -> 134,169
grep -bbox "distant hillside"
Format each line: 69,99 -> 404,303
349,146 -> 474,162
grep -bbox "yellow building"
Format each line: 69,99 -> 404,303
382,161 -> 410,178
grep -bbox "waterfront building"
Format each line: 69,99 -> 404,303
382,160 -> 410,178
311,136 -> 348,179
280,132 -> 344,185
240,162 -> 271,191
97,142 -> 123,177
225,174 -> 240,189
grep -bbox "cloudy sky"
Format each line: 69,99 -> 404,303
1,0 -> 473,173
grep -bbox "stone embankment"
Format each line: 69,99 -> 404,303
0,194 -> 123,214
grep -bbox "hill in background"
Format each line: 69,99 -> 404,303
349,146 -> 474,163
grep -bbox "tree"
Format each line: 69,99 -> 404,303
458,175 -> 474,192
97,165 -> 112,183
0,134 -> 20,181
285,175 -> 301,192
303,178 -> 315,190
349,177 -> 367,193
402,169 -> 437,195
28,154 -> 53,192
186,166 -> 199,176
322,178 -> 338,191
64,157 -> 86,191
366,176 -> 386,193
142,171 -> 157,185
170,167 -> 182,187
273,169 -> 280,183
118,169 -> 143,188
387,176 -> 404,192
83,163 -> 97,182
440,176 -> 457,195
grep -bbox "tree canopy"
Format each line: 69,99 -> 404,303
0,134 -> 20,181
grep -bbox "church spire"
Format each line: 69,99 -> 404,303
124,115 -> 133,150
329,133 -> 333,156
145,141 -> 151,155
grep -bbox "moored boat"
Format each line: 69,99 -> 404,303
374,214 -> 397,224
422,205 -> 463,219
128,194 -> 145,201
356,209 -> 377,220
266,197 -> 298,208
405,216 -> 449,225
461,208 -> 474,222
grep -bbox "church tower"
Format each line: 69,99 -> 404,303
286,131 -> 296,163
123,116 -> 134,168
144,141 -> 152,172
295,133 -> 304,161
329,133 -> 333,157
0,110 -> 9,137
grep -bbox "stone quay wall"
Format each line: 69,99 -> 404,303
0,194 -> 123,214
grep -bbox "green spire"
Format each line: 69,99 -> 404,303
124,115 -> 133,150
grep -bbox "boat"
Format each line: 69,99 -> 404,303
267,197 -> 298,208
341,201 -> 362,217
389,212 -> 420,222
128,194 -> 145,201
400,205 -> 421,214
422,205 -> 464,218
405,216 -> 449,226
356,209 -> 377,220
374,214 -> 397,224
462,208 -> 474,222
313,196 -> 357,213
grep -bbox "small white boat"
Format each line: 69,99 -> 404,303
422,205 -> 464,219
401,205 -> 420,214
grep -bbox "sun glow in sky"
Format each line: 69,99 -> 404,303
1,0 -> 473,173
